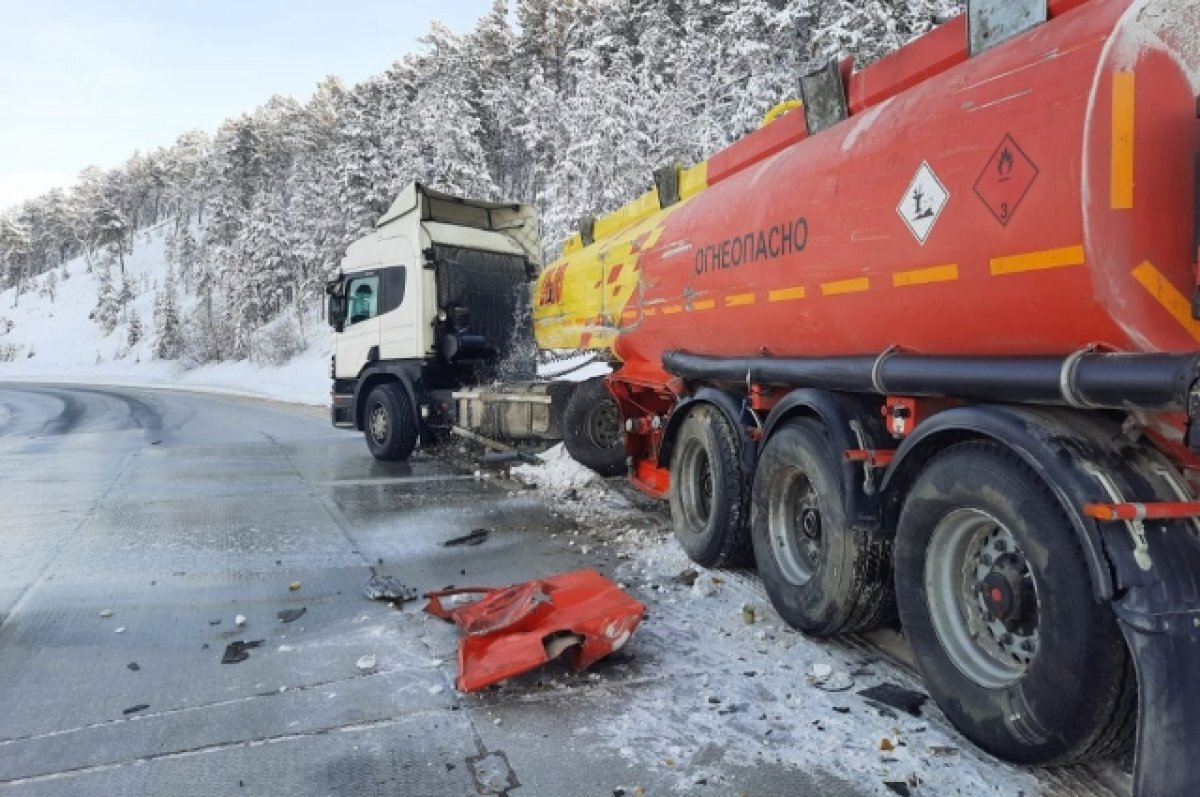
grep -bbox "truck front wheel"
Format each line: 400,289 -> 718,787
562,378 -> 626,477
668,405 -> 753,568
364,383 -> 419,462
895,442 -> 1136,764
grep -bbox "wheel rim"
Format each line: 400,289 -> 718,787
584,399 -> 622,450
678,437 -> 714,529
768,465 -> 822,586
369,404 -> 390,444
925,509 -> 1041,689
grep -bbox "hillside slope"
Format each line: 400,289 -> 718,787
0,225 -> 332,405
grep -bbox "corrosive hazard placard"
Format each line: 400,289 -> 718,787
897,162 -> 949,246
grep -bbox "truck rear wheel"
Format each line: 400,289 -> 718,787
668,405 -> 753,568
751,419 -> 895,636
364,383 -> 419,462
895,442 -> 1136,764
562,377 -> 626,477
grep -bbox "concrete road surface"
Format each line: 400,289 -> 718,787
0,384 -> 866,797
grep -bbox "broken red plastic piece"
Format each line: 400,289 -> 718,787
425,569 -> 646,693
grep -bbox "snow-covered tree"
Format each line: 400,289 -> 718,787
153,268 -> 184,360
126,310 -> 144,348
92,265 -> 121,334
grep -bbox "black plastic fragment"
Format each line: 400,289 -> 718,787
276,608 -> 306,624
858,683 -> 928,717
123,704 -> 150,716
221,640 -> 264,664
443,528 -> 490,547
127,662 -> 140,672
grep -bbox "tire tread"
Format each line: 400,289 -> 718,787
907,440 -> 1136,764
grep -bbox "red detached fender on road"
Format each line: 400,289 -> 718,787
425,569 -> 646,693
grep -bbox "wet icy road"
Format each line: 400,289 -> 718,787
0,384 -> 868,797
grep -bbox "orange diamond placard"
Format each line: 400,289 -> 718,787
974,134 -> 1039,227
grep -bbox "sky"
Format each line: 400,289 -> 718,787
0,0 -> 495,211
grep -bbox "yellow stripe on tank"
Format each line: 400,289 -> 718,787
1131,261 -> 1200,343
893,264 -> 958,287
1111,72 -> 1136,211
769,286 -> 807,303
991,245 -> 1085,276
821,277 -> 871,296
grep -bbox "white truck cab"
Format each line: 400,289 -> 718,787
327,183 -> 545,460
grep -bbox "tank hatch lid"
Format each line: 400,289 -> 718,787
422,221 -> 525,258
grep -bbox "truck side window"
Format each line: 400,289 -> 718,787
346,275 -> 380,326
379,267 -> 407,315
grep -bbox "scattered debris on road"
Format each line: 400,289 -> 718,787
451,425 -> 511,453
859,683 -> 929,717
443,528 -> 490,548
221,640 -> 264,664
127,662 -> 140,672
815,671 -> 854,693
99,609 -> 113,618
425,569 -> 645,692
235,614 -> 247,628
364,573 -> 419,604
276,608 -> 306,624
672,569 -> 698,587
114,627 -> 125,634
288,581 -> 302,592
356,654 -> 377,672
123,704 -> 149,716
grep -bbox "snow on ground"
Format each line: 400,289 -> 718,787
506,456 -> 1127,797
511,444 -> 632,519
0,225 -> 331,405
601,536 -> 1042,796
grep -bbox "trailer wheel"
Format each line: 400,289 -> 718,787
668,405 -> 753,568
895,442 -> 1137,765
364,383 -> 419,462
562,378 -> 626,477
751,418 -> 895,636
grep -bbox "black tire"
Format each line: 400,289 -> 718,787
751,419 -> 895,636
562,378 -> 626,477
363,383 -> 419,462
668,405 -> 753,568
895,442 -> 1137,765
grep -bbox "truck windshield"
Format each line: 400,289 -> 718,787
346,275 -> 380,326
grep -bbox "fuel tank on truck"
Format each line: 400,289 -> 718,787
533,0 -> 1200,387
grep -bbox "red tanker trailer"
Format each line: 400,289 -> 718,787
534,1 -> 1200,794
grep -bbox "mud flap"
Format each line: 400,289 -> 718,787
1118,610 -> 1200,797
1109,516 -> 1200,797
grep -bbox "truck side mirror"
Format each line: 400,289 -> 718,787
328,295 -> 347,332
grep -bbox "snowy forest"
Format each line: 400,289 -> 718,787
0,0 -> 961,368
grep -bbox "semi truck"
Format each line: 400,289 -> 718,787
329,0 -> 1199,793
325,183 -> 625,475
